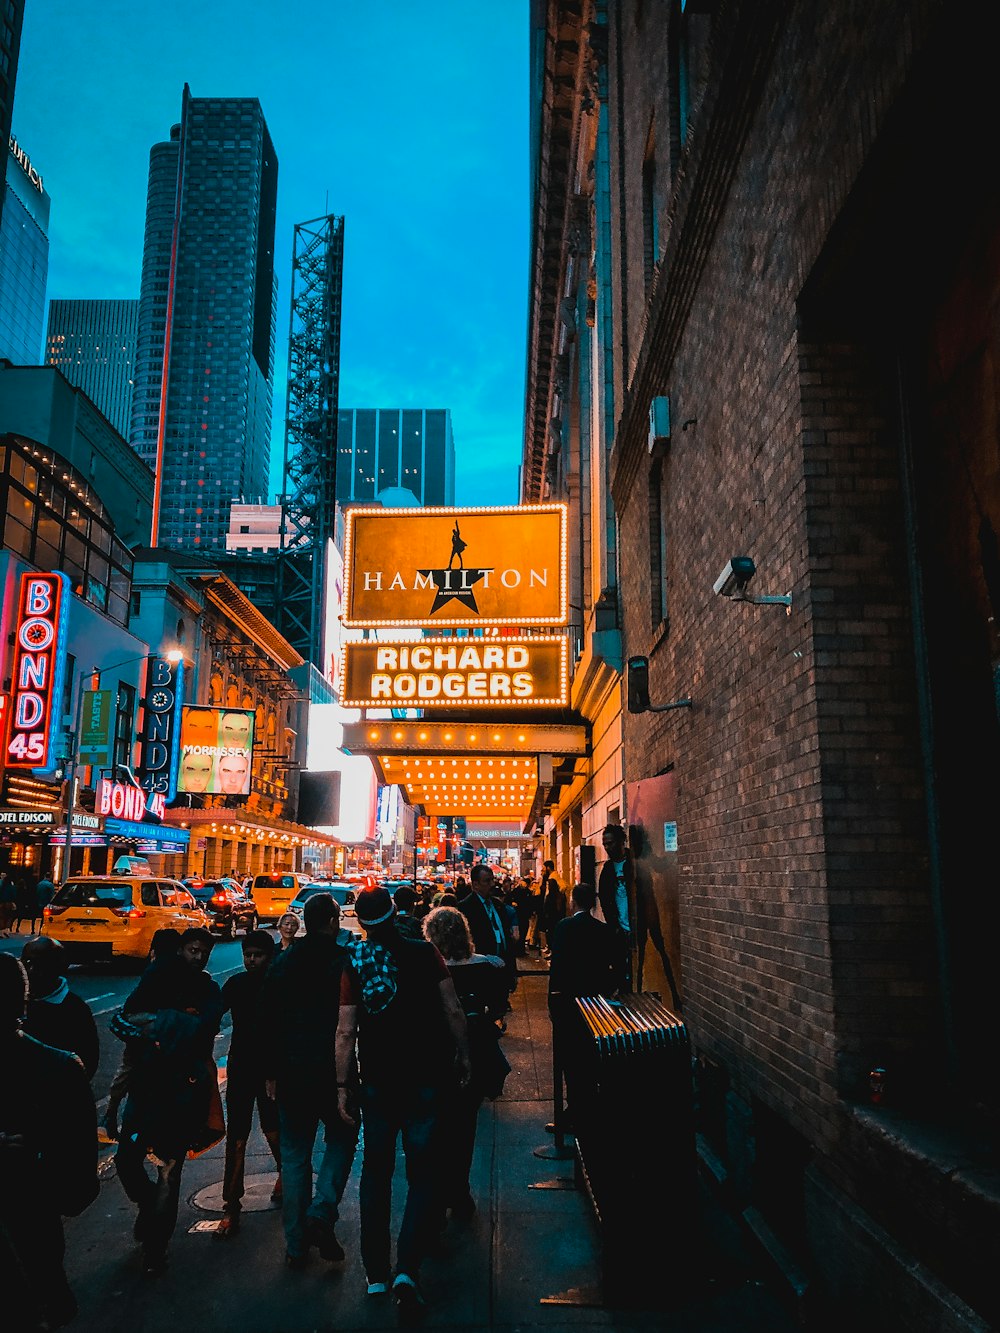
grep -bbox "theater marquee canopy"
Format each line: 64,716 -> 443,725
340,636 -> 568,709
342,503 -> 567,627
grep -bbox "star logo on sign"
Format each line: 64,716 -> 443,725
421,520 -> 492,615
422,566 -> 491,615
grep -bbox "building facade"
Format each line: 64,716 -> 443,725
0,364 -> 154,547
336,408 -> 455,506
0,2 -> 26,234
45,298 -> 139,437
525,3 -> 998,1329
0,133 -> 49,363
130,88 -> 278,552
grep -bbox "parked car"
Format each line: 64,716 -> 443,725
186,881 -> 259,938
41,875 -> 210,962
286,881 -> 360,933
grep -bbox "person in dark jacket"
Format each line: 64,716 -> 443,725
335,884 -> 470,1320
113,926 -> 223,1275
216,929 -> 281,1238
391,885 -> 425,941
262,892 -> 357,1269
0,953 -> 98,1331
547,881 -> 619,1131
21,936 -> 100,1079
13,873 -> 37,935
422,905 -> 508,1223
538,861 -> 567,959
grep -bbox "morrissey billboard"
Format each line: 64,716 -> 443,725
342,504 -> 567,627
340,637 -> 569,708
177,705 -> 255,796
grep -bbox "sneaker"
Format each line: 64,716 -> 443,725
270,1172 -> 283,1203
215,1212 -> 239,1239
366,1280 -> 390,1296
393,1273 -> 427,1323
307,1217 -> 344,1262
285,1251 -> 308,1271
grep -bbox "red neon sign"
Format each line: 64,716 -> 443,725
6,572 -> 70,775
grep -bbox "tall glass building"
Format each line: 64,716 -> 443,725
0,134 -> 49,364
0,2 -> 26,236
130,88 -> 278,552
336,408 -> 455,506
45,298 -> 138,437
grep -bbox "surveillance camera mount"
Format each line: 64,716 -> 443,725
648,696 -> 694,714
714,556 -> 792,613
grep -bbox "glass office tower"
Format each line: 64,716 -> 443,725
335,408 -> 455,506
0,134 -> 49,364
130,88 -> 278,551
45,298 -> 139,437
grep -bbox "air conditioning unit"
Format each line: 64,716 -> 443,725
648,396 -> 671,455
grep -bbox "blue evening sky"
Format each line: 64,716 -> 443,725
13,0 -> 529,506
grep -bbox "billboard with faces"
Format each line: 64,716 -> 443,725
177,706 -> 255,796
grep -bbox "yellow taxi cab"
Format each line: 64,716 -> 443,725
41,875 -> 210,961
249,871 -> 310,924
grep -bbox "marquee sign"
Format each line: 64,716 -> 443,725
137,654 -> 184,800
5,572 -> 70,777
96,778 -> 166,823
340,636 -> 569,708
342,504 -> 567,627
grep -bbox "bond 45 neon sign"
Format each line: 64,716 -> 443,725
5,572 -> 70,776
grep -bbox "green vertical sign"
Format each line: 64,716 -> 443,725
78,689 -> 114,765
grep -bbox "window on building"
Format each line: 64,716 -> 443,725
642,133 -> 659,290
649,460 -> 668,631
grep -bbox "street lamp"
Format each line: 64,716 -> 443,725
60,649 -> 184,881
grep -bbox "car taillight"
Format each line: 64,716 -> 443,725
43,905 -> 67,917
212,893 -> 226,905
112,906 -> 146,919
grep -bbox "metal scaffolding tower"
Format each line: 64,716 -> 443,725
278,213 -> 345,665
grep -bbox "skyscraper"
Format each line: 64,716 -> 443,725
0,2 -> 26,235
0,133 -> 49,364
130,87 -> 278,552
45,298 -> 138,436
335,408 -> 455,506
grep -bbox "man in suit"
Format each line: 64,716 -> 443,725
598,823 -> 680,1007
459,864 -> 515,980
547,881 -> 617,1133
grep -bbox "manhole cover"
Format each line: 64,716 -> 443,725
191,1172 -> 285,1213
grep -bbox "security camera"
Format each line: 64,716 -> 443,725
713,556 -> 756,599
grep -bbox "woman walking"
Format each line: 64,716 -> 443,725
422,906 -> 509,1222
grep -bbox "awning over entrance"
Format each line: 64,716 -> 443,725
341,717 -> 588,827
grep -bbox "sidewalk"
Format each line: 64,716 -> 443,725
62,965 -> 800,1332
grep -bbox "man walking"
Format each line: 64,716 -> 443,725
216,929 -> 282,1238
113,926 -> 223,1275
336,884 -> 470,1321
263,892 -> 357,1269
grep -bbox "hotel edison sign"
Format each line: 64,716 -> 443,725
343,504 -> 567,626
341,637 -> 569,708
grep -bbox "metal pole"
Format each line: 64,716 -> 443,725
62,669 -> 89,883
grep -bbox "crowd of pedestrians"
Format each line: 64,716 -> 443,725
0,870 -> 56,937
0,838 -> 649,1329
